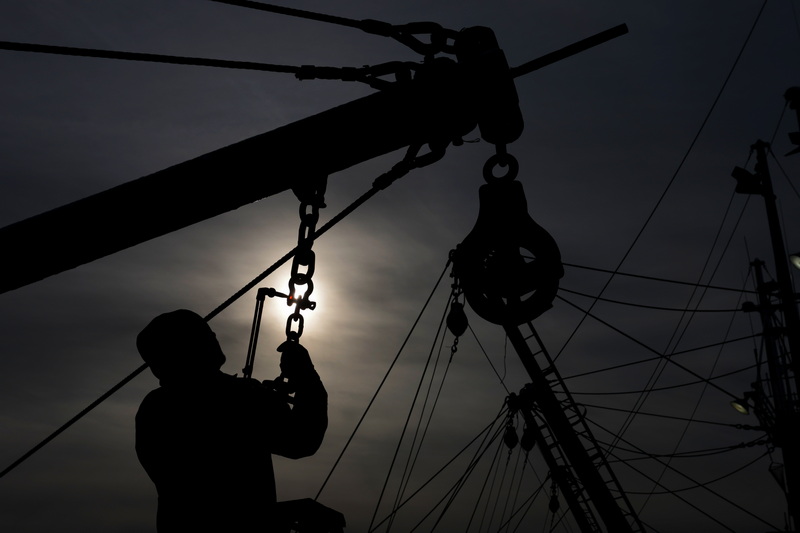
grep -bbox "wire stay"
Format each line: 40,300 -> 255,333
0,40 -> 301,73
510,23 -> 628,78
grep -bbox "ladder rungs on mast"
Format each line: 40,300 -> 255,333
505,320 -> 645,533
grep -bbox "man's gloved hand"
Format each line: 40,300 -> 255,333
277,341 -> 316,386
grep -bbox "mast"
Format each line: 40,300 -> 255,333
504,322 -> 645,532
733,141 -> 800,528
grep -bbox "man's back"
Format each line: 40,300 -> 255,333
134,310 -> 327,532
136,373 -> 286,530
137,374 -> 327,531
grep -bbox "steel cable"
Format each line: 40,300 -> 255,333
552,0 -> 769,366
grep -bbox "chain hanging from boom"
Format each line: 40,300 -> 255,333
240,178 -> 327,382
284,177 -> 327,344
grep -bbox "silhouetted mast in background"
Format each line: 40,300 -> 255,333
733,98 -> 800,528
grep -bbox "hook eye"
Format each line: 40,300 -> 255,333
483,153 -> 519,182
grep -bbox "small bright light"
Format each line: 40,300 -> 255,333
730,398 -> 750,415
790,252 -> 800,271
265,280 -> 326,336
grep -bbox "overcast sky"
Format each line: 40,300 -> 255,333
1,1 -> 800,532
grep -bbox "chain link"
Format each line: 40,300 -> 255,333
446,265 -> 467,365
285,178 -> 326,342
482,143 -> 519,182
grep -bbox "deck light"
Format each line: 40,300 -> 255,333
730,391 -> 754,415
790,252 -> 800,271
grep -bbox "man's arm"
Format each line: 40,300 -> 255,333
269,342 -> 328,459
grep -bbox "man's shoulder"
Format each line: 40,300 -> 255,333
218,372 -> 266,391
137,373 -> 281,411
140,385 -> 167,402
136,386 -> 170,413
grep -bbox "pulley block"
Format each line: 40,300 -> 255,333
446,300 -> 469,337
453,175 -> 563,326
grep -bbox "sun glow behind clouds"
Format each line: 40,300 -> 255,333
247,272 -> 332,364
266,276 -> 326,339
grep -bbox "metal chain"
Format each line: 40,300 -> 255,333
285,178 -> 326,342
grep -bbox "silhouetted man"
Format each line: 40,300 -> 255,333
135,309 -> 327,532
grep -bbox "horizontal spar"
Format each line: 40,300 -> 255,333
0,72 -> 476,294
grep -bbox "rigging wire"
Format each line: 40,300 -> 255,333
558,287 -> 742,313
552,0 -> 769,366
0,360 -> 148,480
368,290 -> 450,533
497,475 -> 548,533
556,294 -> 740,400
0,40 -> 436,91
608,194 -> 751,458
497,445 -> 526,532
465,426 -> 507,533
0,39 -> 303,74
622,450 -> 771,495
317,257 -> 451,502
567,362 -> 757,396
0,37 -> 416,89
586,416 -> 779,531
475,434 -> 508,533
434,412 -> 549,533
602,436 -> 770,461
504,456 -> 528,533
371,409 -> 508,533
769,145 -> 800,202
399,338 -> 456,480
564,13 -> 766,487
0,0 -> 452,75
208,0 -> 459,58
562,338 -> 759,382
370,407 -> 507,533
485,446 -> 514,533
384,287 -> 454,532
422,430 -> 508,533
562,262 -> 757,294
209,0 -> 376,31
390,327 -> 462,528
549,291 -> 759,523
578,401 -> 761,429
468,324 -> 511,395
596,445 -> 742,532
510,479 -> 549,533
478,441 -> 511,530
661,191 -> 751,358
639,266 -> 753,513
